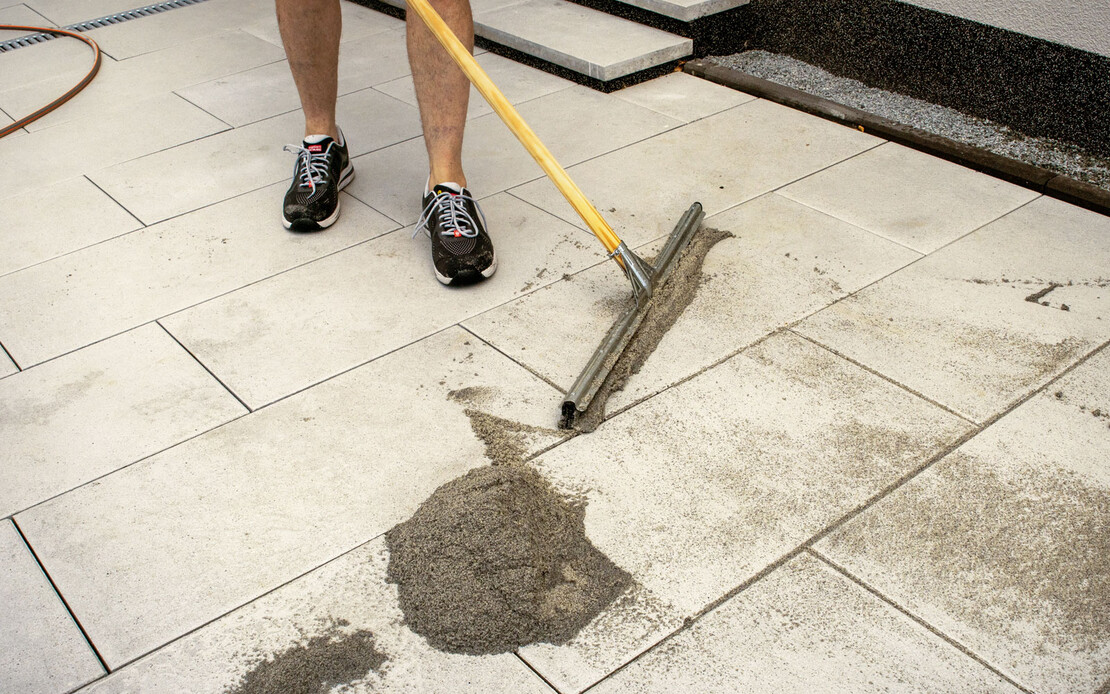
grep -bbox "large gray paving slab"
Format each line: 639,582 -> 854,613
345,84 -> 681,225
779,142 -> 1041,253
466,193 -> 921,415
1,520 -> 103,694
474,0 -> 691,81
80,0 -> 275,60
74,538 -> 554,694
0,324 -> 245,519
176,28 -> 412,128
0,35 -> 92,93
0,349 -> 15,378
0,92 -> 228,202
0,182 -> 395,367
511,98 -> 881,248
588,553 -> 1020,693
372,50 -> 574,122
528,331 -> 972,616
162,193 -> 605,408
90,87 -> 420,224
797,195 -> 1110,423
611,72 -> 755,124
0,3 -> 54,25
23,0 -> 146,25
815,345 -> 1110,694
16,327 -> 568,667
0,30 -> 285,132
0,176 -> 140,277
518,585 -> 685,694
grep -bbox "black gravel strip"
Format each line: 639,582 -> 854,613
685,58 -> 1110,217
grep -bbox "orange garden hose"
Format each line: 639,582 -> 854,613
0,25 -> 101,139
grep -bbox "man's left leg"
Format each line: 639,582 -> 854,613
408,0 -> 496,285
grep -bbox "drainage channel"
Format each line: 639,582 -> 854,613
0,0 -> 212,53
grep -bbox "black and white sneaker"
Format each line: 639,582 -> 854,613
282,129 -> 354,231
415,183 -> 497,286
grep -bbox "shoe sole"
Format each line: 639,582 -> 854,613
435,253 -> 498,286
282,162 -> 355,232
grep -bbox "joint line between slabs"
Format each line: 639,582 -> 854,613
514,652 -> 564,693
1,339 -> 20,371
157,320 -> 252,413
10,517 -> 112,675
84,174 -> 146,228
459,324 -> 568,396
806,548 -> 1035,694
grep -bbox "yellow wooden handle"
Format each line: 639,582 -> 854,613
406,0 -> 622,255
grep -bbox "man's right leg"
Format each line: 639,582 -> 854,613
276,0 -> 353,231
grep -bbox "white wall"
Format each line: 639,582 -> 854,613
904,0 -> 1110,58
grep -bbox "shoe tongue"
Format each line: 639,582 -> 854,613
433,182 -> 464,195
302,134 -> 333,155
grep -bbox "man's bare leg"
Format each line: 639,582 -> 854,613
407,0 -> 472,188
277,0 -> 341,140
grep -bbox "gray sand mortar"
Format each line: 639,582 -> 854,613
385,464 -> 631,655
226,623 -> 386,694
575,226 -> 733,432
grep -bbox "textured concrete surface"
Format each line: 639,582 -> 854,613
1,1 -> 1106,692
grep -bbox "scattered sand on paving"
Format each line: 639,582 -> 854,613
385,404 -> 629,655
225,621 -> 386,694
574,226 -> 733,432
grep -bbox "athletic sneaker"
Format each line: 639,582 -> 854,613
282,129 -> 354,231
416,183 -> 497,285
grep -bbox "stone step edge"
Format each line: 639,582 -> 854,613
684,59 -> 1110,218
357,0 -> 691,83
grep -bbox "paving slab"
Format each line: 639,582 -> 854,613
0,30 -> 285,132
23,0 -> 142,25
0,91 -> 228,202
89,87 -> 420,224
796,195 -> 1110,423
611,71 -> 756,124
0,176 -> 140,277
16,327 -> 567,667
0,182 -> 395,368
815,345 -> 1110,694
0,348 -> 15,378
0,34 -> 91,93
162,193 -> 604,408
518,585 -> 685,694
81,0 -> 275,60
466,193 -> 921,413
176,28 -> 412,128
587,553 -> 1020,693
474,0 -> 691,81
0,4 -> 54,28
528,331 -> 971,616
372,50 -> 574,122
239,0 -> 403,48
345,84 -> 681,225
0,324 -> 245,519
0,520 -> 103,694
511,97 -> 881,248
779,142 -> 1041,253
74,537 -> 554,694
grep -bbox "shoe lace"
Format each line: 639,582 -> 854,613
413,189 -> 485,239
283,143 -> 333,198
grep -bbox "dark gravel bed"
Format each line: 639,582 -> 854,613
705,51 -> 1110,193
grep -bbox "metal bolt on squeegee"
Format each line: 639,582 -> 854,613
0,0 -> 210,52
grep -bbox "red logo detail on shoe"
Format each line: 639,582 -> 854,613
454,230 -> 461,237
307,144 -> 324,153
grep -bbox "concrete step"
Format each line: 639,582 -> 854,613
376,0 -> 692,82
605,0 -> 747,23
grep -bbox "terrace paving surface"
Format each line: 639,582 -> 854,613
1,0 -> 1108,692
